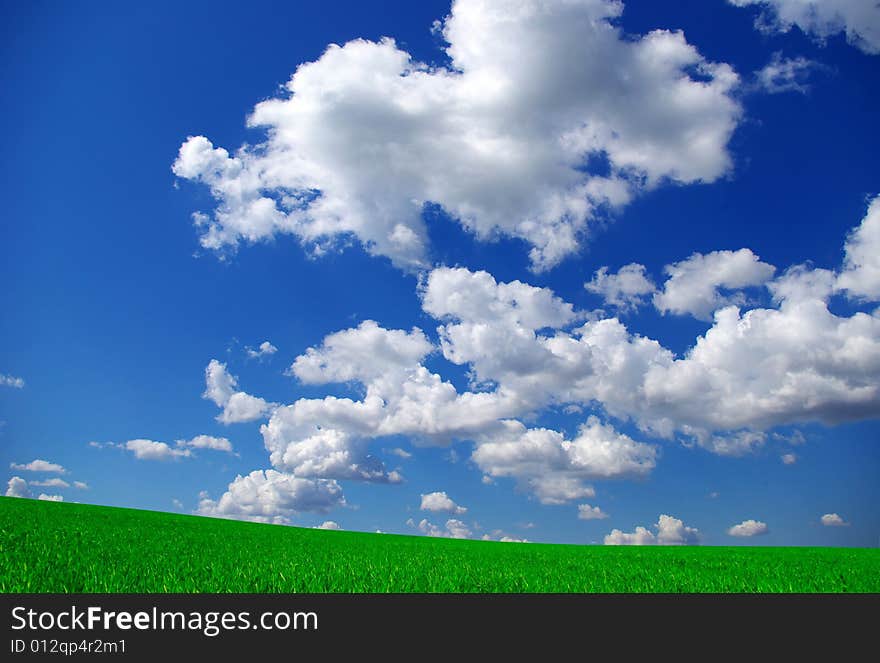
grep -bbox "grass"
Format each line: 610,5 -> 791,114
1,497 -> 878,592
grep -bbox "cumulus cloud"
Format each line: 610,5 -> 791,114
246,341 -> 278,359
315,520 -> 341,530
73,481 -> 89,490
577,504 -> 609,520
781,453 -> 797,465
37,494 -> 63,502
729,0 -> 880,54
838,196 -> 880,300
174,0 -> 741,272
197,470 -> 345,524
203,359 -> 276,424
413,517 -> 472,539
585,263 -> 656,312
5,476 -> 30,498
653,249 -> 776,320
177,435 -> 235,454
820,513 -> 849,527
125,439 -> 193,461
190,197 -> 880,523
420,491 -> 467,514
472,418 -> 657,504
604,514 -> 700,545
727,519 -> 769,537
0,373 -> 24,388
10,459 -> 67,474
755,52 -> 818,93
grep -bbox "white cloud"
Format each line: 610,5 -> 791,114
203,359 -> 276,423
30,478 -> 70,488
0,373 -> 24,388
176,434 -> 235,454
653,249 -> 776,320
837,196 -> 880,300
420,491 -> 467,515
727,519 -> 769,537
125,439 -> 193,461
386,447 -> 412,459
585,263 -> 656,312
73,481 -> 89,490
197,470 -> 345,524
756,52 -> 817,93
172,498 -> 184,510
604,514 -> 700,545
38,494 -> 63,502
820,513 -> 849,527
290,320 -> 432,385
315,520 -> 341,530
781,453 -> 797,465
5,476 -> 30,498
175,0 -> 741,272
414,517 -> 472,539
472,418 -> 657,504
577,504 -> 609,520
10,459 -> 67,474
246,340 -> 278,359
729,0 -> 880,54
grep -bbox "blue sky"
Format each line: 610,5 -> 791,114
2,0 -> 878,546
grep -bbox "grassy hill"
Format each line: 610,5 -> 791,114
1,497 -> 878,592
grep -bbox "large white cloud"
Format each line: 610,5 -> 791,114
472,417 -> 657,504
196,470 -> 345,524
5,476 -> 30,498
193,198 -> 880,521
653,248 -> 776,320
729,0 -> 880,54
604,514 -> 700,545
203,359 -> 276,424
838,196 -> 880,300
174,0 -> 741,272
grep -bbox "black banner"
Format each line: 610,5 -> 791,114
1,593 -> 876,657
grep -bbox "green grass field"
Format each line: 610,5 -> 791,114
1,497 -> 878,592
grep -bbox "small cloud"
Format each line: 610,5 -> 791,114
781,453 -> 797,465
0,373 -> 24,388
172,498 -> 184,510
125,439 -> 192,461
37,494 -> 63,502
755,52 -> 818,94
481,475 -> 494,485
315,520 -> 341,530
30,478 -> 70,489
708,491 -> 720,499
246,340 -> 278,359
10,459 -> 67,474
73,481 -> 89,490
385,447 -> 412,459
420,491 -> 467,515
727,519 -> 769,537
176,435 -> 235,454
820,513 -> 849,527
577,504 -> 609,520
